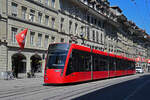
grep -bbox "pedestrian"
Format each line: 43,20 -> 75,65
10,70 -> 14,79
14,66 -> 18,78
15,67 -> 18,78
12,68 -> 16,78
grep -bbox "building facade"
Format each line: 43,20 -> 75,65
0,0 -> 150,78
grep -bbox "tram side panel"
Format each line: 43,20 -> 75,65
108,56 -> 116,77
92,54 -> 109,80
64,49 -> 92,83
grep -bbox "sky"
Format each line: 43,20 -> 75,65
108,0 -> 150,35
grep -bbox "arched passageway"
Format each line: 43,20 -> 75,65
30,54 -> 42,73
12,53 -> 26,78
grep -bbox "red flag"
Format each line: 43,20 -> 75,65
148,59 -> 150,63
15,28 -> 28,49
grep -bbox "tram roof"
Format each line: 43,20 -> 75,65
109,53 -> 116,57
50,43 -> 135,61
71,43 -> 91,52
93,49 -> 108,56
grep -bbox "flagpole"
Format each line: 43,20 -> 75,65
15,28 -> 28,78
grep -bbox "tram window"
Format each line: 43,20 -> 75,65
131,62 -> 136,70
93,54 -> 98,71
46,51 -> 67,69
78,54 -> 85,71
73,53 -> 80,72
66,53 -> 74,75
84,54 -> 91,71
128,61 -> 135,70
122,59 -> 125,70
121,59 -> 125,70
123,60 -> 127,70
66,49 -> 91,75
116,58 -> 121,70
97,55 -> 108,71
76,50 -> 91,72
126,60 -> 130,70
128,61 -> 131,70
109,57 -> 115,71
126,61 -> 129,70
119,59 -> 128,70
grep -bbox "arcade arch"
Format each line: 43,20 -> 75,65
12,53 -> 26,77
30,54 -> 42,73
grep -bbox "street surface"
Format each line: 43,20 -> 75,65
0,73 -> 150,100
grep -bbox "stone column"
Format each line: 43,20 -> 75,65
0,43 -> 7,72
8,51 -> 12,71
42,59 -> 45,76
26,55 -> 31,73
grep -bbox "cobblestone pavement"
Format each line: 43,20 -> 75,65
0,77 -> 44,91
0,73 -> 149,100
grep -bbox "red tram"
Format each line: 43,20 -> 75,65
44,43 -> 135,84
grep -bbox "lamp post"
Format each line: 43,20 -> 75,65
90,45 -> 93,80
80,32 -> 84,45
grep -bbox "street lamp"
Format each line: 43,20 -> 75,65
80,32 -> 84,45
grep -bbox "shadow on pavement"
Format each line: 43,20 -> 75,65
72,74 -> 150,100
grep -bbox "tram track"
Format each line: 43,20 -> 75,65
0,85 -> 64,99
0,85 -> 42,95
42,82 -> 112,100
43,74 -> 140,100
0,80 -> 111,100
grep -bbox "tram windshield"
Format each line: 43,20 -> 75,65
46,44 -> 70,69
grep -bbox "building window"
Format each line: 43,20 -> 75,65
75,23 -> 78,35
38,12 -> 42,24
69,20 -> 72,34
93,30 -> 95,41
96,31 -> 99,42
21,6 -> 27,20
11,27 -> 17,43
51,17 -> 55,29
38,0 -> 42,3
92,3 -> 95,8
30,31 -> 35,46
101,33 -> 103,43
45,0 -> 49,6
87,15 -> 90,23
60,38 -> 64,43
80,26 -> 84,37
60,18 -> 64,32
102,21 -> 105,29
87,27 -> 90,40
94,18 -> 97,25
51,36 -> 55,43
45,15 -> 49,25
29,9 -> 35,22
51,0 -> 55,8
37,34 -> 42,47
98,20 -> 101,28
11,2 -> 18,17
91,17 -> 94,24
45,35 -> 49,48
69,40 -> 72,43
